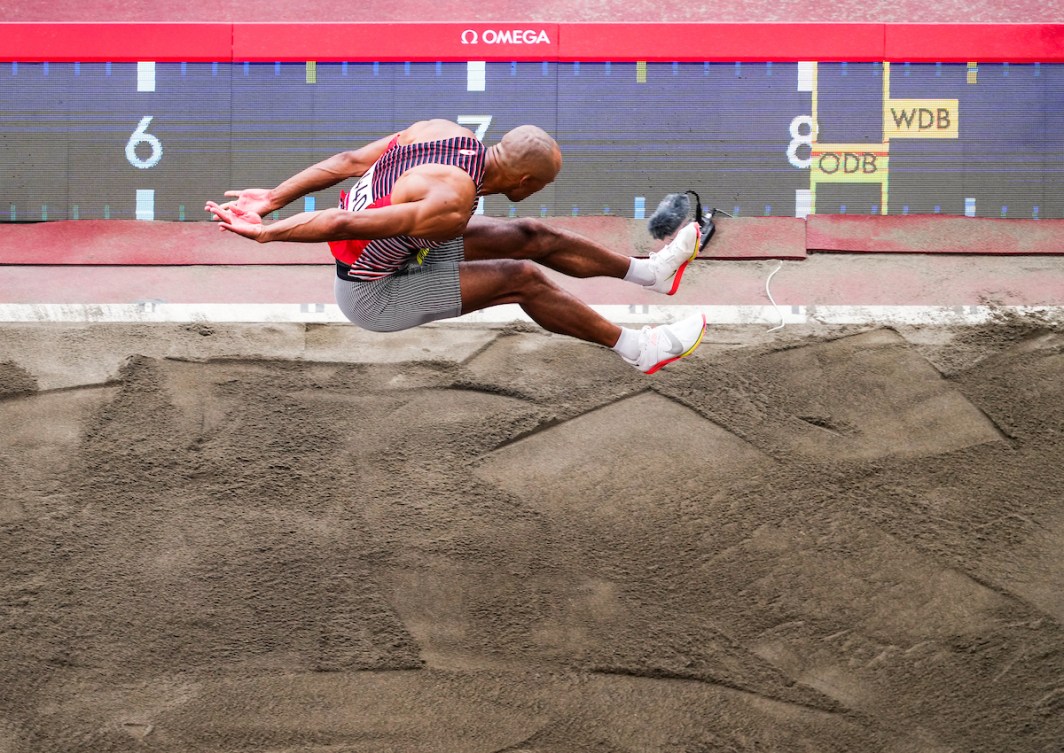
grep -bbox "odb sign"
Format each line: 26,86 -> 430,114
811,144 -> 890,184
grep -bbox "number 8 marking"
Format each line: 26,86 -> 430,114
126,116 -> 163,169
787,115 -> 815,169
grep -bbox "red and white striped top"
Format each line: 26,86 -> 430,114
329,135 -> 487,279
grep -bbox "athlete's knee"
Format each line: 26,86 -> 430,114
506,218 -> 560,258
501,259 -> 561,301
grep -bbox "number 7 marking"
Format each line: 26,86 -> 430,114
457,115 -> 493,141
457,116 -> 492,215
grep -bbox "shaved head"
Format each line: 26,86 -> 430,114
479,124 -> 563,201
498,125 -> 562,181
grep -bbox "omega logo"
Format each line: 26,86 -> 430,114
460,29 -> 552,45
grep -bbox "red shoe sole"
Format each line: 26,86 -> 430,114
665,225 -> 701,296
644,314 -> 707,374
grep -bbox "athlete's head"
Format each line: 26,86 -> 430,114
492,125 -> 562,201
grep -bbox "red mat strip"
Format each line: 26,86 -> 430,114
807,216 -> 1064,256
5,216 -> 1064,267
0,221 -> 325,266
0,217 -> 812,266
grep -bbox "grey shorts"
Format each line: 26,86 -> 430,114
333,238 -> 464,332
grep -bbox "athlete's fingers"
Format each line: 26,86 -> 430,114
205,201 -> 260,239
204,203 -> 233,224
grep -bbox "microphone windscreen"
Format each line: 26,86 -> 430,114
647,193 -> 691,239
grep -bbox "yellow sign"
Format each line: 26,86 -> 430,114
801,62 -> 962,215
810,144 -> 889,184
884,99 -> 959,139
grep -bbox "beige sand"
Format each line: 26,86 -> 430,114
1,316 -> 1063,752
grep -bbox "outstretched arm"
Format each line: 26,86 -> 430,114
205,167 -> 476,244
215,133 -> 398,216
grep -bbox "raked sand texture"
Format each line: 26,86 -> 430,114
1,317 -> 1063,752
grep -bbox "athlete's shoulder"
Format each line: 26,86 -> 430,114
399,119 -> 478,145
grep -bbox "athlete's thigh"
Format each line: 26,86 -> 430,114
461,215 -> 535,262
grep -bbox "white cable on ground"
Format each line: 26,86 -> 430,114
765,261 -> 785,332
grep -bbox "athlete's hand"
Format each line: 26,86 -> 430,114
204,201 -> 266,241
217,188 -> 274,216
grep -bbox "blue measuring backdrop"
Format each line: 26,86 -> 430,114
1,61 -> 1061,221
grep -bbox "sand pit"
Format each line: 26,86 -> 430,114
1,316 -> 1063,752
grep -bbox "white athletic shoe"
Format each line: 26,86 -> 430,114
644,221 -> 701,295
624,312 -> 708,374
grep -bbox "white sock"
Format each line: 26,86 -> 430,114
622,257 -> 655,286
611,326 -> 642,361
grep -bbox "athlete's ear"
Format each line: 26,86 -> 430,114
518,173 -> 549,196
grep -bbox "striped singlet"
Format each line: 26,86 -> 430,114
329,135 -> 487,281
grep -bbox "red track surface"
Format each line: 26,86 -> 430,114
3,217 -> 1063,308
5,256 -> 1063,307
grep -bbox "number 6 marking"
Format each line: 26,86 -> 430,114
126,116 -> 163,169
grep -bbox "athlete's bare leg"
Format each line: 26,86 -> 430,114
458,259 -> 621,347
456,216 -> 709,369
462,215 -> 631,279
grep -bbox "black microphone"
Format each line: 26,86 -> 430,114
647,192 -> 692,240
